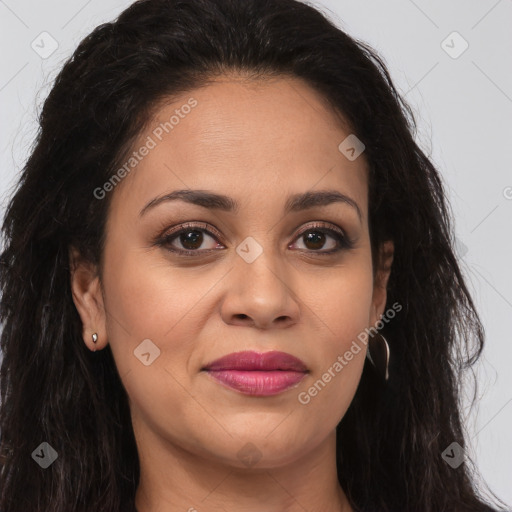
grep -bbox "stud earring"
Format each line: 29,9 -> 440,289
91,332 -> 98,352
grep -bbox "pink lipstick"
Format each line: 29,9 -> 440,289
201,350 -> 308,396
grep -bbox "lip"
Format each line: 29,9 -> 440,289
202,350 -> 308,372
201,350 -> 309,396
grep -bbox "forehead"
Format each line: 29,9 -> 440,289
109,75 -> 368,219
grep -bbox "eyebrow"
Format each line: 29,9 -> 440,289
139,188 -> 362,223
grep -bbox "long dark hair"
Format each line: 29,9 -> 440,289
0,0 -> 508,511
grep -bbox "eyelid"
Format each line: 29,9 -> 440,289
293,221 -> 346,239
160,221 -> 224,241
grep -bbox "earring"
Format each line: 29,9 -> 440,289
92,332 -> 98,352
366,333 -> 390,381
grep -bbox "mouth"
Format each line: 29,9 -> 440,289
201,350 -> 309,396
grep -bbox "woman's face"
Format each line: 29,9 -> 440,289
72,74 -> 393,469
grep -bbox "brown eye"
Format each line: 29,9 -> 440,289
301,230 -> 329,251
156,222 -> 225,256
156,221 -> 354,257
178,229 -> 206,250
290,222 -> 354,255
164,228 -> 221,253
293,229 -> 338,252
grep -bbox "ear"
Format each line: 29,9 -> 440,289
69,246 -> 108,351
369,240 -> 394,326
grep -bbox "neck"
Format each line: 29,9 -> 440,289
134,427 -> 354,512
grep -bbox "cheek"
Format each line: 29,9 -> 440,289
100,241 -> 212,378
295,262 -> 373,421
101,248 -> 223,449
307,257 -> 374,351
104,227 -> 216,329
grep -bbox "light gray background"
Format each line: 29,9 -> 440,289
1,0 -> 511,507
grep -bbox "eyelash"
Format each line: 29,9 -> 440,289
155,221 -> 355,257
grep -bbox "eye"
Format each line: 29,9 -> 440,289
156,221 -> 354,257
289,222 -> 354,255
158,222 -> 224,255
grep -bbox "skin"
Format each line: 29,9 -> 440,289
70,73 -> 394,512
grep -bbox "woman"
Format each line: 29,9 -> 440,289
0,0 -> 508,510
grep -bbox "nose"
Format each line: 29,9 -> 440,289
219,250 -> 301,330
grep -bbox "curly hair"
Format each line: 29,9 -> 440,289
0,0 -> 508,511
